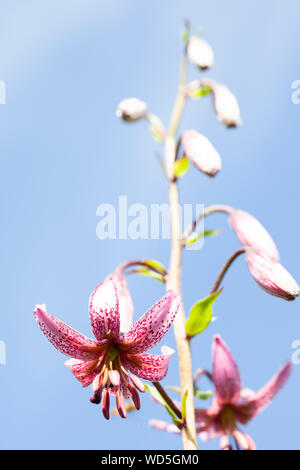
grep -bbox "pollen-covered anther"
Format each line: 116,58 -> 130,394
102,388 -> 110,420
128,384 -> 141,410
116,390 -> 127,419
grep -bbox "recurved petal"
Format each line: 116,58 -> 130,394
246,249 -> 300,301
111,273 -> 134,334
212,335 -> 241,405
181,130 -> 222,177
89,277 -> 120,341
34,304 -> 102,360
230,210 -> 279,262
122,349 -> 174,381
65,358 -> 102,387
121,291 -> 179,353
234,362 -> 291,424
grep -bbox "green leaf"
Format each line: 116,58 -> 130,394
144,384 -> 176,419
174,156 -> 189,178
144,259 -> 167,274
166,385 -> 181,394
130,268 -> 165,283
188,86 -> 211,99
185,229 -> 221,246
186,289 -> 222,338
181,390 -> 188,421
194,387 -> 212,400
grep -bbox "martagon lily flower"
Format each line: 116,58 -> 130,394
151,335 -> 291,450
34,276 -> 179,420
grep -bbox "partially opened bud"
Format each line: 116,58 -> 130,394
202,79 -> 241,127
116,98 -> 147,122
181,130 -> 222,177
230,210 -> 279,262
187,36 -> 214,70
111,273 -> 134,334
246,249 -> 300,301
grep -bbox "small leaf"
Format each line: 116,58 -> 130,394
186,289 -> 222,338
194,387 -> 212,400
185,229 -> 221,246
181,390 -> 188,421
129,268 -> 165,283
174,156 -> 189,178
166,385 -> 181,394
182,19 -> 191,45
144,384 -> 176,419
188,86 -> 211,99
144,259 -> 167,274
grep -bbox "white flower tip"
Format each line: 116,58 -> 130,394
161,345 -> 175,356
187,36 -> 214,70
116,98 -> 147,122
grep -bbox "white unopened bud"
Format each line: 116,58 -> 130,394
202,79 -> 241,127
116,98 -> 147,122
181,130 -> 222,177
187,36 -> 214,70
230,210 -> 279,262
246,249 -> 300,301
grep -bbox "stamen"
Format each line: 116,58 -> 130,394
128,384 -> 141,410
116,390 -> 127,419
102,388 -> 110,420
128,374 -> 145,393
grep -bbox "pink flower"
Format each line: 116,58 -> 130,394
230,209 -> 279,262
181,130 -> 222,177
150,335 -> 291,450
202,79 -> 241,127
196,335 -> 291,449
34,277 -> 179,420
246,249 -> 300,301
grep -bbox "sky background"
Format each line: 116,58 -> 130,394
0,0 -> 300,450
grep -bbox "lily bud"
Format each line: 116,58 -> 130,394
116,98 -> 147,122
187,36 -> 214,70
246,249 -> 300,301
181,130 -> 222,177
230,210 -> 279,262
202,79 -> 241,127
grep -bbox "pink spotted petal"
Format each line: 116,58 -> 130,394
120,291 -> 179,353
89,277 -> 120,341
34,304 -> 102,360
65,358 -> 101,387
111,273 -> 134,334
122,349 -> 174,381
212,335 -> 241,405
234,362 -> 291,424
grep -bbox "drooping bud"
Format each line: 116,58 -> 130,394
116,98 -> 147,122
202,79 -> 241,127
230,210 -> 279,262
111,273 -> 134,334
181,130 -> 222,177
246,249 -> 300,301
187,36 -> 214,70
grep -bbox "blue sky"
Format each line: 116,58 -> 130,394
0,0 -> 300,450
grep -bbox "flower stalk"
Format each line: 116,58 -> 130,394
165,50 -> 197,450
